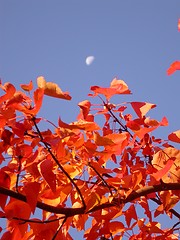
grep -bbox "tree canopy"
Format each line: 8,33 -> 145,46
0,71 -> 179,240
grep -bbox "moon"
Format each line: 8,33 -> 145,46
86,56 -> 95,66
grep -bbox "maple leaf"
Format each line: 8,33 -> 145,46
37,76 -> 71,100
167,61 -> 180,75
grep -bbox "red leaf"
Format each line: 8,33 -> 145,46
24,182 -> 41,214
178,18 -> 180,32
124,204 -> 137,227
130,102 -> 156,118
0,170 -> 11,209
168,130 -> 180,143
38,159 -> 56,192
167,61 -> 180,75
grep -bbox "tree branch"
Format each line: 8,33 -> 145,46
1,182 -> 180,217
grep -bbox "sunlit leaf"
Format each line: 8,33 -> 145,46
85,192 -> 101,212
168,130 -> 180,143
94,131 -> 115,146
37,76 -> 71,100
90,78 -> 131,100
130,102 -> 156,118
152,147 -> 180,183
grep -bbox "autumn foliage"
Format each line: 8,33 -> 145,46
0,73 -> 179,240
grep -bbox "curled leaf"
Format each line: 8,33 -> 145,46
167,61 -> 180,75
37,76 -> 71,100
21,80 -> 33,91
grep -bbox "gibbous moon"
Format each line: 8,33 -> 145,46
86,56 -> 95,66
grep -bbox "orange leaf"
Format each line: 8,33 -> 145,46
168,130 -> 180,143
0,82 -> 16,104
24,182 -> 40,214
167,61 -> 180,75
37,76 -> 71,100
38,159 -> 56,192
58,118 -> 100,131
130,102 -> 156,118
20,80 -> 33,91
94,131 -> 115,146
152,147 -> 180,183
78,100 -> 91,119
152,159 -> 174,181
85,192 -> 100,212
90,78 -> 131,100
178,18 -> 180,31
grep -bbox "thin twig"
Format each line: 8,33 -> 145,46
88,162 -> 113,195
52,216 -> 67,240
31,116 -> 86,210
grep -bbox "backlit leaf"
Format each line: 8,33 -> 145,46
94,131 -> 115,146
152,147 -> 180,183
130,102 -> 156,118
168,130 -> 180,143
24,182 -> 41,214
38,159 -> 56,192
90,78 -> 131,100
108,221 -> 124,235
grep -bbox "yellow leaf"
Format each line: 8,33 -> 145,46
37,76 -> 71,100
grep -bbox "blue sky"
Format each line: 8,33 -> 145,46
0,1 -> 180,238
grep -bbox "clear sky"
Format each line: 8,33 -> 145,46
0,1 -> 180,238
